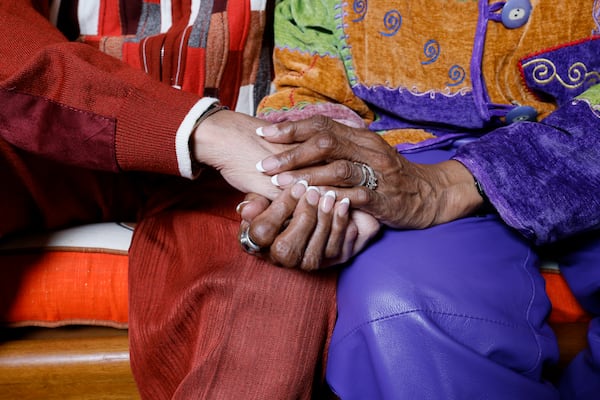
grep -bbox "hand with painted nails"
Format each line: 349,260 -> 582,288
192,109 -> 296,200
255,116 -> 483,229
236,181 -> 380,270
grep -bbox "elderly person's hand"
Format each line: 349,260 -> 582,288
254,116 -> 485,229
237,182 -> 380,271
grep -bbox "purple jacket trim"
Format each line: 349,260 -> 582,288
520,37 -> 600,107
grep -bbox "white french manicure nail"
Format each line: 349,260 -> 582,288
340,198 -> 350,205
256,160 -> 266,172
256,127 -> 265,137
325,190 -> 336,199
298,180 -> 309,188
235,201 -> 250,214
271,175 -> 280,186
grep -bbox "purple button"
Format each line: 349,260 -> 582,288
506,105 -> 537,123
501,0 -> 532,29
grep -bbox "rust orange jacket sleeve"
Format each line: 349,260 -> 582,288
0,0 -> 201,176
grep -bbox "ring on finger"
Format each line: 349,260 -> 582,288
239,225 -> 263,254
353,162 -> 378,190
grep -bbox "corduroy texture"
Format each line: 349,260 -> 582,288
0,131 -> 339,398
128,173 -> 338,400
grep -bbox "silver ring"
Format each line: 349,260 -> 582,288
353,162 -> 378,190
239,225 -> 262,254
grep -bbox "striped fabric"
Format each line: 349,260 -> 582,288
50,0 -> 271,114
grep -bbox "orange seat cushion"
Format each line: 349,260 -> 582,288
0,223 -> 131,328
0,224 -> 592,327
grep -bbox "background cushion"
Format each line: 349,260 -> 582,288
0,223 -> 132,328
0,223 -> 591,327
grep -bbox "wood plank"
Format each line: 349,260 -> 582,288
0,328 -> 139,399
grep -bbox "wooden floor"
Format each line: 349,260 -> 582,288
0,326 -> 140,400
0,323 -> 590,399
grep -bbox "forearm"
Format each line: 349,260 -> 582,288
453,88 -> 600,244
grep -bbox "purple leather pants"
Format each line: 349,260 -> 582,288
326,149 -> 600,399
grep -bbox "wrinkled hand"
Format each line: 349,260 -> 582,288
237,183 -> 380,271
254,116 -> 483,229
192,109 -> 290,200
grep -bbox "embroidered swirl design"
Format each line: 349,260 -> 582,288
446,65 -> 466,87
352,0 -> 368,22
421,39 -> 440,65
379,10 -> 402,37
522,58 -> 600,90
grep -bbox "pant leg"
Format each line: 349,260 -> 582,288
128,176 -> 339,400
326,215 -> 560,400
552,233 -> 600,399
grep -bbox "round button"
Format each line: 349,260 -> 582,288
506,105 -> 537,123
501,0 -> 532,29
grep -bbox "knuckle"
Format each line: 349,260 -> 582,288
300,253 -> 320,271
271,238 -> 301,269
314,133 -> 338,153
309,115 -> 335,131
333,160 -> 354,181
354,186 -> 372,204
250,221 -> 280,246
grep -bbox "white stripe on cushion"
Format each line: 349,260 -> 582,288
0,223 -> 134,252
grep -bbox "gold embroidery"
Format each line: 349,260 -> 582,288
521,58 -> 600,90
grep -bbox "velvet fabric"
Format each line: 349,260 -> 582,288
453,98 -> 600,245
0,134 -> 339,398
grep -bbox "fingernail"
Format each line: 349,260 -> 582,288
271,173 -> 294,187
235,200 -> 250,214
306,186 -> 320,206
291,180 -> 308,199
320,190 -> 336,213
255,127 -> 265,137
337,198 -> 350,216
260,125 -> 278,137
256,156 -> 279,172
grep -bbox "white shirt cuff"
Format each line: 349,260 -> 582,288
175,97 -> 220,179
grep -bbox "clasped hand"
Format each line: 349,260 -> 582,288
238,116 -> 482,270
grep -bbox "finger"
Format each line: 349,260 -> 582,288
269,187 -> 321,269
257,115 -> 346,144
338,220 -> 359,264
350,210 -> 382,253
330,186 -> 379,209
237,194 -> 271,221
271,160 -> 368,189
248,180 -> 308,247
299,190 -> 337,271
256,119 -> 369,175
324,197 -> 351,259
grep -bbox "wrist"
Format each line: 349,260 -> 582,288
430,160 -> 486,224
189,106 -> 230,168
